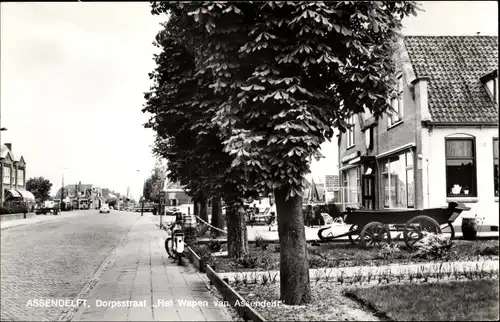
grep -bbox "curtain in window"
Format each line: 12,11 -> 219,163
445,139 -> 475,196
446,140 -> 473,157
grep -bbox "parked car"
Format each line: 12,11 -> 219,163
99,204 -> 110,213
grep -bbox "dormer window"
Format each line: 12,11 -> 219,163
481,70 -> 498,105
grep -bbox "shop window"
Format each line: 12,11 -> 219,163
382,151 -> 414,208
445,138 -> 476,197
494,138 -> 499,197
388,76 -> 404,127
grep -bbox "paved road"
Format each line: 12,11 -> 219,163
0,210 -> 140,321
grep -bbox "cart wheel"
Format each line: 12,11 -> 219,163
360,222 -> 391,249
440,223 -> 455,240
404,215 -> 442,249
348,224 -> 361,245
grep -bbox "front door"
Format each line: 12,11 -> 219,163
362,174 -> 375,209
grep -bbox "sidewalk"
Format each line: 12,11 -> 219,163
72,214 -> 232,322
0,211 -> 89,230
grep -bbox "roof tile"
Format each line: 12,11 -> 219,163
404,36 -> 498,124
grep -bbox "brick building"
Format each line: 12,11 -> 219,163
162,180 -> 191,206
1,143 -> 34,206
338,36 -> 498,228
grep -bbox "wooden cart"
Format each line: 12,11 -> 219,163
317,202 -> 469,249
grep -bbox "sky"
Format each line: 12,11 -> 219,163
0,1 -> 498,199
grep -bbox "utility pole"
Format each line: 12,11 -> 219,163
61,175 -> 65,211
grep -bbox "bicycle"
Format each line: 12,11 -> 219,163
164,214 -> 185,265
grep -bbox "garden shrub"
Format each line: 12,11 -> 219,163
0,204 -> 27,215
475,243 -> 499,256
272,243 -> 280,253
184,227 -> 198,245
411,232 -> 456,260
237,254 -> 260,268
0,206 -> 13,215
376,243 -> 401,260
255,236 -> 265,248
208,239 -> 222,252
196,224 -> 210,238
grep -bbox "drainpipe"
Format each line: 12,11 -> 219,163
426,158 -> 430,209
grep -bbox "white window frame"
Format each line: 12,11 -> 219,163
388,76 -> 404,127
3,167 -> 11,184
445,137 -> 477,197
485,77 -> 498,105
494,138 -> 499,197
347,115 -> 355,147
17,169 -> 24,186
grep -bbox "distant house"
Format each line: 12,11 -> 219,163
337,35 -> 498,228
1,143 -> 34,206
162,180 -> 191,206
324,175 -> 340,203
55,183 -> 103,209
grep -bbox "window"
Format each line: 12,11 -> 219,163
3,167 -> 11,185
170,199 -> 178,206
388,76 -> 404,126
382,151 -> 414,208
17,169 -> 24,186
342,167 -> 360,208
445,138 -> 476,197
485,76 -> 498,105
347,115 -> 355,147
494,138 -> 499,197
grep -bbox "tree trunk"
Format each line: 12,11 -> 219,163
226,204 -> 248,258
210,196 -> 223,237
275,186 -> 311,305
199,196 -> 208,222
194,199 -> 199,217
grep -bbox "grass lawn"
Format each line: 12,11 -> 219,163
344,279 -> 499,321
232,279 -> 499,321
193,239 -> 499,273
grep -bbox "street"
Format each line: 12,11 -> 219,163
1,210 -> 139,321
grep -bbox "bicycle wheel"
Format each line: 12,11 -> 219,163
165,237 -> 174,258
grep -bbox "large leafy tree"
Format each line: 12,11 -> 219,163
149,0 -> 418,304
143,18 -> 256,257
26,177 -> 52,202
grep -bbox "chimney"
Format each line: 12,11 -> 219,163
5,143 -> 12,152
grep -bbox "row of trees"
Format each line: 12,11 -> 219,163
143,1 -> 419,305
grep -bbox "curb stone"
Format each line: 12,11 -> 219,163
57,216 -> 141,322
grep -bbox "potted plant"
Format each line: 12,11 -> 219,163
461,214 -> 483,241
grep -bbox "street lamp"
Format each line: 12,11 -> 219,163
137,170 -> 146,216
0,127 -> 7,206
61,168 -> 69,211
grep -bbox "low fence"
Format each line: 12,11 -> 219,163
205,265 -> 266,322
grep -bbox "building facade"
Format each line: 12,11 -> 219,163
162,180 -> 191,206
1,143 -> 30,206
55,183 -> 103,209
338,36 -> 499,228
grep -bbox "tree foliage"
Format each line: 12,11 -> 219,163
26,177 -> 53,202
147,0 -> 419,305
143,162 -> 167,202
